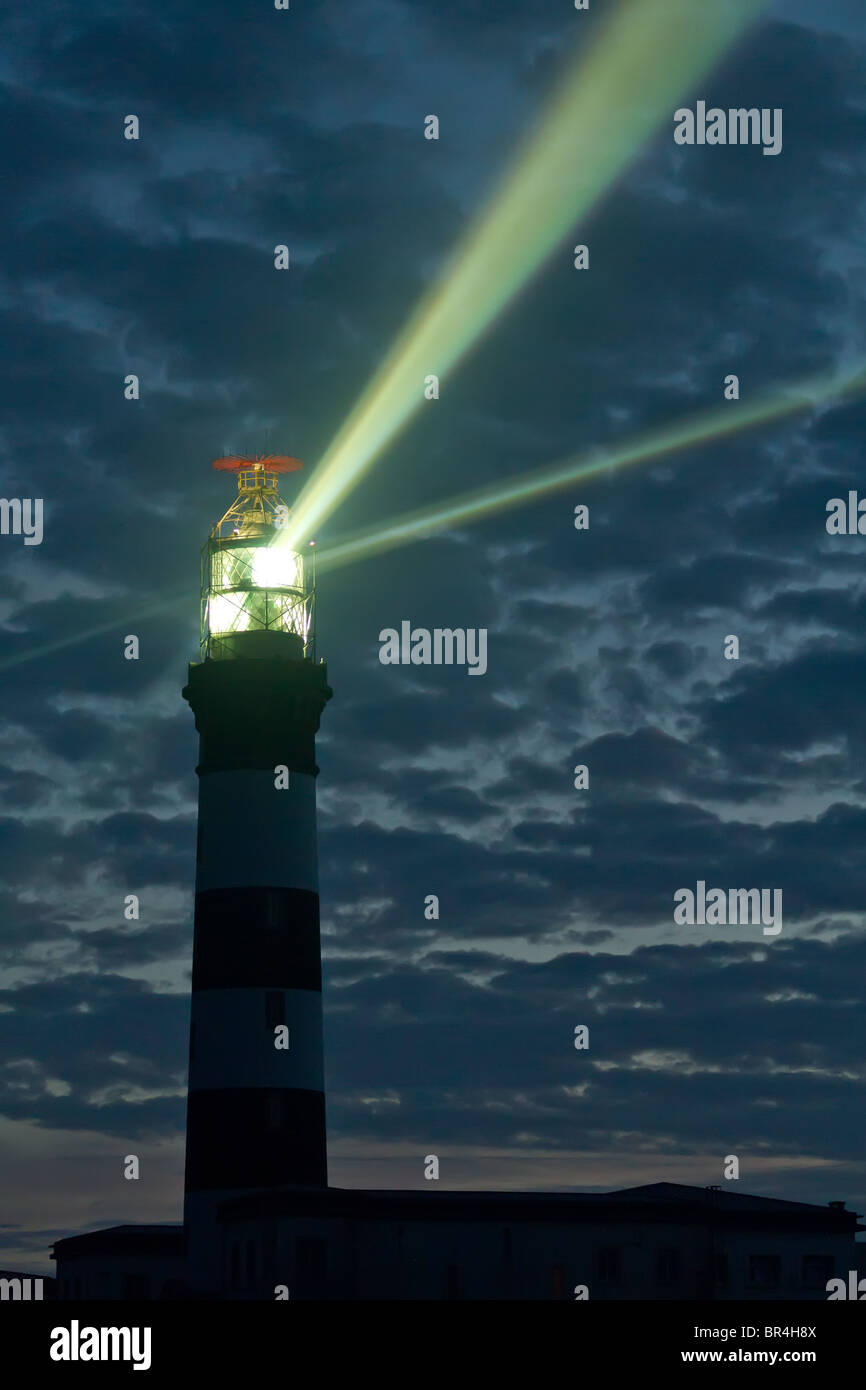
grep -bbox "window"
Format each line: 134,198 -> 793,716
446,1264 -> 460,1300
230,1242 -> 241,1291
802,1255 -> 834,1288
657,1248 -> 681,1285
597,1247 -> 623,1285
715,1253 -> 729,1287
93,1272 -> 110,1297
246,1239 -> 257,1286
748,1255 -> 781,1289
551,1264 -> 566,1299
123,1274 -> 150,1299
265,991 -> 285,1030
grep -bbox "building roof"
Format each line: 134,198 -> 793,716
50,1225 -> 185,1259
217,1182 -> 863,1232
47,1183 -> 863,1259
608,1182 -> 859,1215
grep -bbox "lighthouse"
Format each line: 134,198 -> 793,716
182,455 -> 332,1294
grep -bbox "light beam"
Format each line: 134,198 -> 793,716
286,0 -> 769,548
0,591 -> 189,673
315,363 -> 866,573
2,361 -> 860,674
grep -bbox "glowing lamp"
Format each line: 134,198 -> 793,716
201,455 -> 314,660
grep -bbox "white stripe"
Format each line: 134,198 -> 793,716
189,987 -> 324,1092
196,770 -> 319,893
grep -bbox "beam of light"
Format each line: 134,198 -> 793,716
2,361 -> 861,675
285,0 -> 769,549
0,591 -> 190,673
314,362 -> 866,574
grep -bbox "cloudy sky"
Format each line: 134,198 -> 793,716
1,0 -> 865,1272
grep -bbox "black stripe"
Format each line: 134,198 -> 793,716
184,1088 -> 327,1191
191,887 -> 322,991
184,655 -> 332,776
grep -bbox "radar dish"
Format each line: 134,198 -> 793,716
212,453 -> 304,472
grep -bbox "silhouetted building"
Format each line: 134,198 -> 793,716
50,1228 -> 185,1301
51,1184 -> 861,1300
215,1182 -> 859,1301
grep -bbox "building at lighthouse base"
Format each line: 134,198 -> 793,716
49,1182 -> 862,1300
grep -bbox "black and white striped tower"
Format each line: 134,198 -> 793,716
182,455 -> 332,1294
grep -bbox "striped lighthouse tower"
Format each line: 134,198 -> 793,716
182,455 -> 331,1294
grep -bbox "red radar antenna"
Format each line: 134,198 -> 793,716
212,453 -> 304,472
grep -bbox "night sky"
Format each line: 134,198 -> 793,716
2,0 -> 865,1274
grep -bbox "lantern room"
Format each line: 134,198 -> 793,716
201,455 -> 314,661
